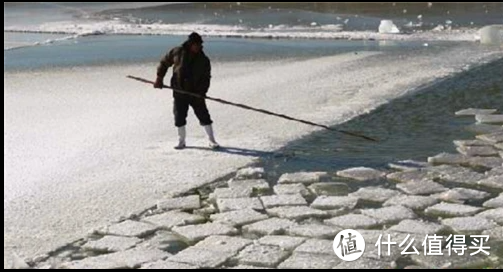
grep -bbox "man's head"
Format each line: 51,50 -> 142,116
187,32 -> 203,54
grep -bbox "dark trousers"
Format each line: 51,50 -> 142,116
174,96 -> 213,127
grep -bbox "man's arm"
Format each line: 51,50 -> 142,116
154,48 -> 175,88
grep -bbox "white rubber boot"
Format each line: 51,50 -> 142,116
203,124 -> 220,149
174,126 -> 186,150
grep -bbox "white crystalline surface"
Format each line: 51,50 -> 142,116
4,33 -> 503,268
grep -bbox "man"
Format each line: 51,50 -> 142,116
154,32 -> 219,150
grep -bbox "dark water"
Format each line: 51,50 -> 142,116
4,35 -> 431,72
98,2 -> 503,31
259,58 -> 503,177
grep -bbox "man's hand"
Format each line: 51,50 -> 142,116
154,77 -> 164,89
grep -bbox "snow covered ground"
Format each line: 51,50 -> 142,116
4,44 -> 503,266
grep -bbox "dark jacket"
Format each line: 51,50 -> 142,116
157,42 -> 211,98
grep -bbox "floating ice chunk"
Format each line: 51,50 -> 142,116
336,167 -> 385,181
310,22 -> 318,27
428,152 -> 468,166
453,139 -> 492,147
479,25 -> 503,45
432,188 -> 490,203
455,108 -> 497,116
476,114 -> 503,125
378,20 -> 400,34
456,146 -> 499,157
433,25 -> 445,32
476,131 -> 503,144
388,160 -> 429,172
466,123 -> 503,135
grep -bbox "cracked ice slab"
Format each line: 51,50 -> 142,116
425,202 -> 482,217
140,261 -> 199,269
386,169 -> 438,183
61,248 -> 170,269
388,160 -> 429,172
293,239 -> 334,255
333,258 -> 396,269
349,187 -> 401,202
307,182 -> 349,196
476,208 -> 503,224
260,194 -> 307,208
192,235 -> 252,254
483,195 -> 503,208
99,220 -> 158,238
227,179 -> 270,192
467,123 -> 503,135
383,195 -> 438,210
486,167 -> 503,176
217,197 -> 264,212
258,235 -> 306,251
388,219 -> 447,234
310,196 -> 359,210
476,114 -> 503,125
466,156 -> 503,169
431,188 -> 490,203
172,223 -> 238,244
157,195 -> 201,211
82,236 -> 142,253
273,184 -> 310,196
454,139 -> 493,147
396,180 -> 447,195
428,153 -> 468,165
236,244 -> 290,268
277,172 -> 328,185
168,247 -> 235,268
210,209 -> 269,227
427,165 -> 486,185
242,218 -> 296,236
336,167 -> 385,181
457,146 -> 500,157
142,211 -> 205,230
209,187 -> 253,201
278,253 -> 340,269
411,248 -> 493,269
286,224 -> 341,239
477,175 -> 503,189
476,131 -> 503,144
441,217 -> 498,234
455,108 -> 498,116
266,206 -> 328,221
142,230 -> 187,252
325,214 -> 380,229
482,226 -> 503,241
361,206 -> 417,224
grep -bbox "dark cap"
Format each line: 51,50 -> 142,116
188,32 -> 203,44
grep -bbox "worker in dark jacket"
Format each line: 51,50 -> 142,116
154,32 -> 219,150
